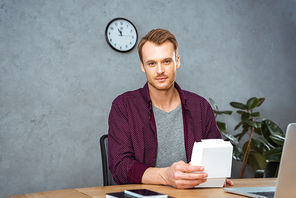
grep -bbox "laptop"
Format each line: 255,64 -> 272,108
224,123 -> 296,198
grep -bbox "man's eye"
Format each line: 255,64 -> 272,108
164,61 -> 170,64
149,62 -> 155,66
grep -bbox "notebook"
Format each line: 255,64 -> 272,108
224,123 -> 296,198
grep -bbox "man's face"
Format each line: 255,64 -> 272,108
140,41 -> 180,92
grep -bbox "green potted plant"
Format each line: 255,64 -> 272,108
230,97 -> 285,178
210,97 -> 285,178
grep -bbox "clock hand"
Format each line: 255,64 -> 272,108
117,28 -> 122,36
118,34 -> 132,37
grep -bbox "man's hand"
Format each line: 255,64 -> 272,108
142,161 -> 208,189
165,161 -> 208,188
224,179 -> 234,187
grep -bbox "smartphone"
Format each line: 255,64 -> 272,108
124,189 -> 168,198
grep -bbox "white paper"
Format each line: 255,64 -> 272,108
190,139 -> 233,188
196,178 -> 226,188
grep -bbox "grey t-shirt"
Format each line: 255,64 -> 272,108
153,104 -> 187,168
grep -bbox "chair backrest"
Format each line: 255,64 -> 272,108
100,134 -> 117,186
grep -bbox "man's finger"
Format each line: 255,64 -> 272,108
224,179 -> 234,186
174,178 -> 207,189
174,162 -> 204,173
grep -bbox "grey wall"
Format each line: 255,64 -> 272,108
1,0 -> 295,197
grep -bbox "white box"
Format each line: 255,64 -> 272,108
190,139 -> 233,188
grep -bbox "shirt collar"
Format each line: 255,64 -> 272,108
142,82 -> 187,110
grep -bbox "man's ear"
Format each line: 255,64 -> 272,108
141,62 -> 146,73
176,55 -> 181,69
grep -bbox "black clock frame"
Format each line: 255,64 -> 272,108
105,17 -> 138,53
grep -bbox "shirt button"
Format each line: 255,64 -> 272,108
153,154 -> 156,158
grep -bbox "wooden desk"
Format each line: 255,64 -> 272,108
6,178 -> 277,198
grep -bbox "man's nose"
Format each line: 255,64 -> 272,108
156,62 -> 164,74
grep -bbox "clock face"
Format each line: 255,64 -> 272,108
105,18 -> 138,52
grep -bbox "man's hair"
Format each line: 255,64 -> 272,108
137,28 -> 179,63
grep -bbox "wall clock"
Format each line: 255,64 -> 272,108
105,18 -> 138,52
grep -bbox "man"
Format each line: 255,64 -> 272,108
108,28 -> 233,189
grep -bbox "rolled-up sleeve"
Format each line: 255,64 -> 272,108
108,99 -> 151,184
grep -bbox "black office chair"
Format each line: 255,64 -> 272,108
100,134 -> 117,186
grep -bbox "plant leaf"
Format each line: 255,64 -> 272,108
261,120 -> 283,147
264,119 -> 284,136
235,129 -> 249,142
254,127 -> 263,136
257,98 -> 266,107
221,131 -> 239,144
251,112 -> 260,117
241,113 -> 250,121
246,121 -> 261,128
216,121 -> 226,132
269,134 -> 285,146
237,110 -> 247,115
237,128 -> 249,142
230,102 -> 247,110
209,98 -> 218,111
264,147 -> 282,162
251,138 -> 271,153
214,110 -> 233,115
247,152 -> 267,174
234,121 -> 243,131
232,145 -> 244,162
247,97 -> 259,110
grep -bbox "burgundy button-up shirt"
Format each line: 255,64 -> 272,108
108,82 -> 221,184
